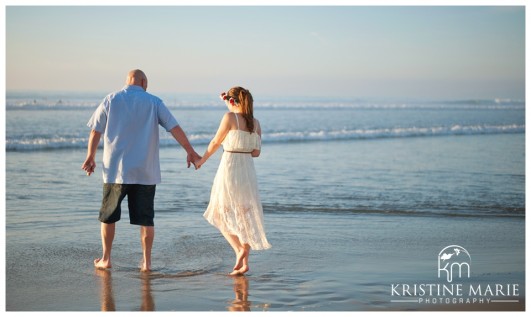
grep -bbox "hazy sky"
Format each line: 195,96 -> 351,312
6,6 -> 525,100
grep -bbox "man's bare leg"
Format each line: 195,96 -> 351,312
140,226 -> 154,272
95,223 -> 115,269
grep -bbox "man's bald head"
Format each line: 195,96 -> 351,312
126,69 -> 148,91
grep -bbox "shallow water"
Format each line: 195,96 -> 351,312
5,94 -> 525,311
5,210 -> 524,311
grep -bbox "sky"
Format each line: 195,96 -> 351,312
5,5 -> 526,100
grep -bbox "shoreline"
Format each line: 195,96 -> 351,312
6,211 -> 525,311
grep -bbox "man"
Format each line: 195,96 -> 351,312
81,69 -> 200,272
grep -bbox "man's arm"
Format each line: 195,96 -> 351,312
170,125 -> 201,168
81,130 -> 101,176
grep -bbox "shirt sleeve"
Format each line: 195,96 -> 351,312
86,99 -> 108,133
157,101 -> 179,132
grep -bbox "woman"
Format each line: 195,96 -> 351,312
197,86 -> 271,276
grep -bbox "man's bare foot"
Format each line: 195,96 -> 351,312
140,260 -> 151,272
94,258 -> 112,270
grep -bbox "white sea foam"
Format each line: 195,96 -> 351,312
6,93 -> 525,151
6,124 -> 525,151
6,94 -> 525,111
260,124 -> 524,143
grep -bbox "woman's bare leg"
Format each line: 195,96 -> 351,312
237,244 -> 250,274
221,231 -> 246,272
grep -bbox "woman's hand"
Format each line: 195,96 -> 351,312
187,151 -> 202,169
195,157 -> 206,170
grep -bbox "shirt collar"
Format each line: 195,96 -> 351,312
124,85 -> 145,92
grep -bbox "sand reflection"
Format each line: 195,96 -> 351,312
228,275 -> 251,311
139,273 -> 155,311
95,269 -> 115,311
95,269 -> 155,311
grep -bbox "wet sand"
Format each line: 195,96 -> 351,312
5,211 -> 525,311
422,301 -> 525,311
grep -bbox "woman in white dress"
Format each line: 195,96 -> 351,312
197,86 -> 271,276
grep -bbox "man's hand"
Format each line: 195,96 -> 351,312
195,157 -> 206,170
83,129 -> 101,176
81,157 -> 96,176
187,151 -> 202,169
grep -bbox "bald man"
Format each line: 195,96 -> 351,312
82,69 -> 201,272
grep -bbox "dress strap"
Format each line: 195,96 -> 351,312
233,112 -> 240,129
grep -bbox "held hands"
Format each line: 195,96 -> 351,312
82,152 -> 203,176
187,151 -> 203,170
195,157 -> 207,170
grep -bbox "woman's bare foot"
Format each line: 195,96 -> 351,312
237,264 -> 249,274
233,248 -> 246,271
94,258 -> 112,270
229,264 -> 249,276
229,269 -> 243,276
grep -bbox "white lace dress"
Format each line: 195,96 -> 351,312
203,114 -> 271,250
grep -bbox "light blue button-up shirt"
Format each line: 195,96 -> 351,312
87,85 -> 179,185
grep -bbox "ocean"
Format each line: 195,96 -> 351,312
4,91 -> 525,311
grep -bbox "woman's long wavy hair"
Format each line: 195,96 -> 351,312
228,86 -> 254,133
